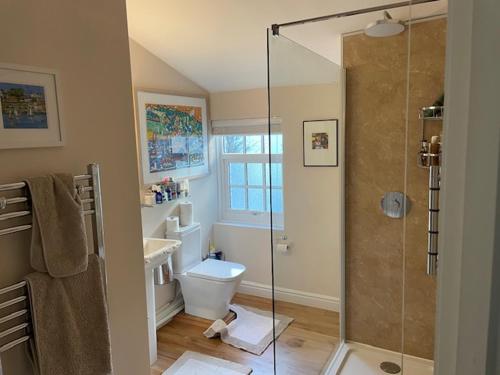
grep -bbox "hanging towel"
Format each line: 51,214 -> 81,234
25,254 -> 112,375
25,174 -> 88,277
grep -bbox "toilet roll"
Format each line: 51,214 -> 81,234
166,216 -> 180,233
276,243 -> 289,254
179,201 -> 193,227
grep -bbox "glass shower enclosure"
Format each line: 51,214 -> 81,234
267,29 -> 344,374
267,1 -> 445,374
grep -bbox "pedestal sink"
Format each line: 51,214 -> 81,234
144,238 -> 181,266
143,238 -> 181,365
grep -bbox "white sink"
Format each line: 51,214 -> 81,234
143,238 -> 181,267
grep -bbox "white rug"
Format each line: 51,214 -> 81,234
163,351 -> 252,375
203,304 -> 294,355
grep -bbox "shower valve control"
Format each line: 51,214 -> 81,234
380,192 -> 410,219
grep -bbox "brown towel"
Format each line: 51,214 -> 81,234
25,174 -> 88,277
25,254 -> 112,375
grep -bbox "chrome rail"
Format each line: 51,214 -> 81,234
427,165 -> 440,275
0,164 -> 107,365
0,174 -> 91,192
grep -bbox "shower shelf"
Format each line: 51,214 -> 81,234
419,106 -> 444,120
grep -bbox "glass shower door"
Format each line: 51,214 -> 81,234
267,29 -> 344,375
401,7 -> 447,374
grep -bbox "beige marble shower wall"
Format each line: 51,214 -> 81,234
343,18 -> 447,360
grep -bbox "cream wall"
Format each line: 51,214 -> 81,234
0,2 -> 149,374
213,223 -> 273,285
129,39 -> 218,255
210,84 -> 342,301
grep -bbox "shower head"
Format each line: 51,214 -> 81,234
364,11 -> 405,37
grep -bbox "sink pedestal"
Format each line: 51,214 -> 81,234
145,267 -> 158,365
143,238 -> 181,365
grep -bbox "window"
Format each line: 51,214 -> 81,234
218,133 -> 284,227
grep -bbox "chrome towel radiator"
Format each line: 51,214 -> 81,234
0,163 -> 107,374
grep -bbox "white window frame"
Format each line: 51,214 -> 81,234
216,133 -> 284,229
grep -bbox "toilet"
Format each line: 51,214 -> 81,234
167,223 -> 246,320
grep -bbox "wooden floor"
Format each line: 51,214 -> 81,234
151,293 -> 339,375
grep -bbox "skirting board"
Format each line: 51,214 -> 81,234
156,296 -> 184,329
238,280 -> 340,312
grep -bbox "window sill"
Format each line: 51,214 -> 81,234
215,220 -> 284,232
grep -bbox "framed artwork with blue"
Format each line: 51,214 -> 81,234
0,64 -> 64,149
136,91 -> 209,184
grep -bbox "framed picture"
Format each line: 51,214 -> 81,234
136,91 -> 209,184
303,119 -> 338,167
0,64 -> 64,149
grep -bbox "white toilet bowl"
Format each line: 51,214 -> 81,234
175,259 -> 245,320
167,223 -> 246,320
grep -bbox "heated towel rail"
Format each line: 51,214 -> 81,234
0,163 -> 106,374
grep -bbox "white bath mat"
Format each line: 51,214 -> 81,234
163,351 -> 252,375
203,304 -> 294,355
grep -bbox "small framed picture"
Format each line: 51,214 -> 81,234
0,64 -> 64,149
303,119 -> 338,167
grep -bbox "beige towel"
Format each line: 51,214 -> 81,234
25,254 -> 112,375
25,174 -> 88,277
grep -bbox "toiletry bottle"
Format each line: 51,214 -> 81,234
171,182 -> 177,200
155,189 -> 163,204
208,241 -> 216,259
160,185 -> 166,202
179,180 -> 186,198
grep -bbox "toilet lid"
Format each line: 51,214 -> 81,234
187,259 -> 246,282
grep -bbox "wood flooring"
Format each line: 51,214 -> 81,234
150,293 -> 339,375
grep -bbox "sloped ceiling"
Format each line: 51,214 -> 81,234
126,0 -> 447,92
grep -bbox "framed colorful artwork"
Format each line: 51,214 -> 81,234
0,64 -> 64,149
136,91 -> 209,184
303,119 -> 338,167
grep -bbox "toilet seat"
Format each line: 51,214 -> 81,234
186,259 -> 245,282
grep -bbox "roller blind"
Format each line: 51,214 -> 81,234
211,117 -> 282,135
